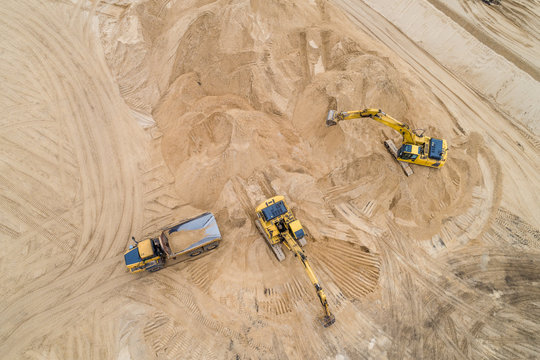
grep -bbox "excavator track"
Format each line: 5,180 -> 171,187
384,140 -> 414,177
255,220 -> 286,262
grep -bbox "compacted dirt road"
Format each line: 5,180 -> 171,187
1,0 -> 538,359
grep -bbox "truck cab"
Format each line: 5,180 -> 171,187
124,238 -> 165,273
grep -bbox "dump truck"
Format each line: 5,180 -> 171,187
124,212 -> 221,273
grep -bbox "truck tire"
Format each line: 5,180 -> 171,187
189,249 -> 203,257
204,242 -> 219,252
147,259 -> 165,272
148,264 -> 164,272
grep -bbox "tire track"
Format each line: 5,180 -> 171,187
0,1 -> 145,357
426,0 -> 539,80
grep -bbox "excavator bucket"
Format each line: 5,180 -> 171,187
326,110 -> 337,126
321,314 -> 336,327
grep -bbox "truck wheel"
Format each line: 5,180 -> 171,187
189,249 -> 203,257
204,242 -> 219,251
148,264 -> 164,272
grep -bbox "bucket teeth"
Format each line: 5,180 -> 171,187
321,314 -> 336,327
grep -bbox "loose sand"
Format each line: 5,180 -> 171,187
168,228 -> 208,253
1,0 -> 539,359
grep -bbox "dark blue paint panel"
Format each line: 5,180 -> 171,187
294,229 -> 305,239
124,247 -> 142,266
429,138 -> 444,160
262,201 -> 288,221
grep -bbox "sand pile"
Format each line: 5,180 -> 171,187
121,0 -> 483,241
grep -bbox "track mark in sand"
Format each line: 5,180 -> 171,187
231,172 -> 278,221
334,201 -> 384,237
442,249 -> 540,359
232,177 -> 256,220
259,172 -> 278,199
0,0 -> 148,357
144,312 -> 219,360
484,208 -> 540,249
379,220 -> 540,359
426,0 -> 540,81
257,275 -> 345,320
435,150 -> 500,250
186,261 -> 213,293
313,240 -> 380,300
362,200 -> 377,218
281,278 -> 312,303
260,289 -> 292,316
258,281 -> 309,318
143,275 -> 273,354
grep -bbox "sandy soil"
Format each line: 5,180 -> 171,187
1,0 -> 539,359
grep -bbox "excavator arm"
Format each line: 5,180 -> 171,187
281,233 -> 336,327
326,108 -> 422,144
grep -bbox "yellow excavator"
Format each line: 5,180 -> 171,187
255,196 -> 335,327
326,108 -> 448,169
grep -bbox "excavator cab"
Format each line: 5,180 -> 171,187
397,138 -> 446,167
397,144 -> 421,161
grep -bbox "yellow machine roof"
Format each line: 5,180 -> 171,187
138,239 -> 155,259
289,219 -> 303,233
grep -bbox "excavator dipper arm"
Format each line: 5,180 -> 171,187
282,233 -> 336,327
327,108 -> 421,144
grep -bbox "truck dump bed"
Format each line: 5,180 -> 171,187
159,212 -> 222,261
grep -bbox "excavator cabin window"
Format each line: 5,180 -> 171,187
398,145 -> 418,160
400,153 -> 418,160
262,201 -> 288,221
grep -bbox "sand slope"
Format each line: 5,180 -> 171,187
1,0 -> 539,359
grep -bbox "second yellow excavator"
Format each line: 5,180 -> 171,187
255,196 -> 335,327
326,108 -> 448,169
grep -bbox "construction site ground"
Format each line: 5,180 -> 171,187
1,0 -> 539,359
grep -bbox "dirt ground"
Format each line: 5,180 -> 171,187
1,0 -> 539,359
